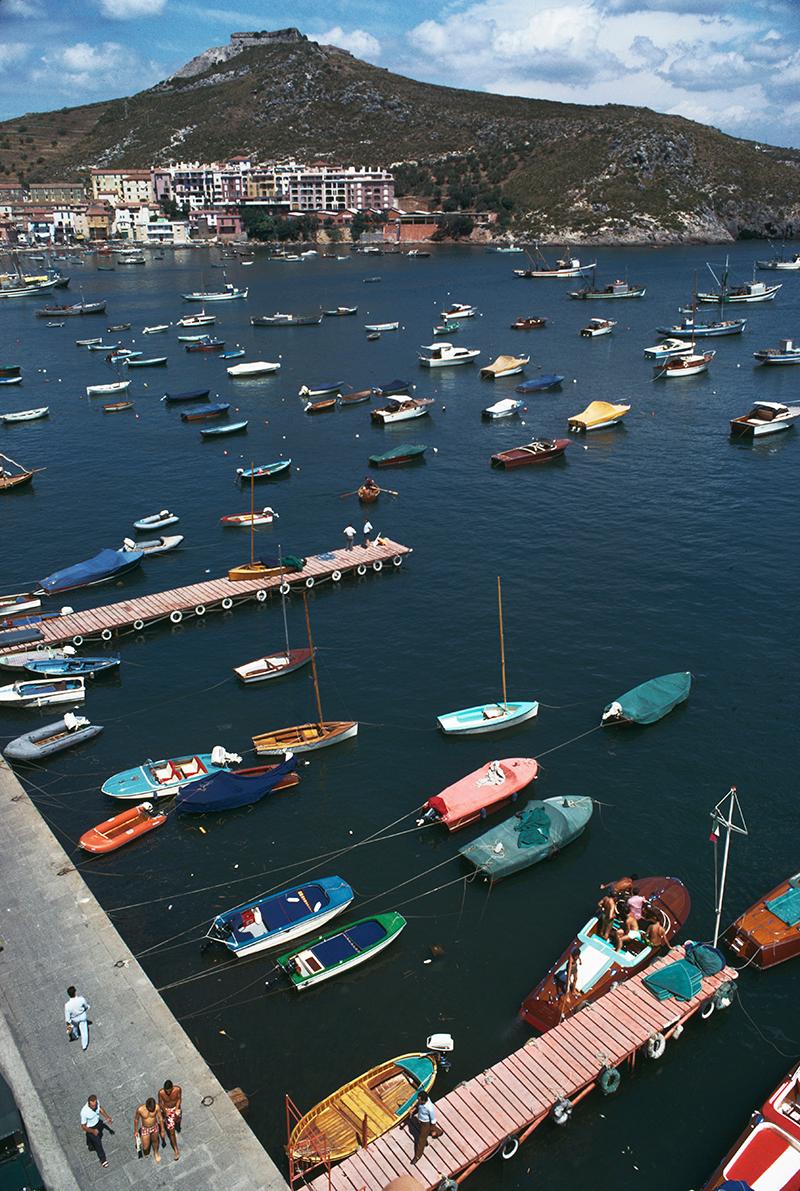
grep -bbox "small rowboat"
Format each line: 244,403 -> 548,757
304,397 -> 336,414
206,876 -> 354,958
602,671 -> 692,726
460,795 -> 594,881
234,648 -> 313,684
252,721 -> 358,755
368,444 -> 427,466
511,317 -> 547,329
358,479 -> 380,503
126,356 -> 167,367
491,439 -> 570,468
25,656 -> 119,677
180,402 -> 230,421
142,324 -> 169,334
185,338 -> 225,352
0,376 -> 22,386
338,389 -> 372,406
220,508 -> 277,527
103,401 -> 134,412
726,872 -> 800,969
1,407 -> 48,423
568,401 -> 630,431
4,713 -> 103,761
161,388 -> 210,403
237,461 -> 291,480
79,802 -> 167,854
86,380 -> 131,396
420,757 -> 539,831
76,337 -> 103,347
437,701 -> 539,736
201,420 -> 248,437
107,323 -> 131,332
364,321 -> 400,332
278,912 -> 406,990
133,510 -> 179,531
0,676 -> 85,707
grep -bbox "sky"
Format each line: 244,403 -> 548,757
1,0 -> 800,146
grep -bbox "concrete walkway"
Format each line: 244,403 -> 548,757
0,757 -> 287,1190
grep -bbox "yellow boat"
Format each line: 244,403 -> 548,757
289,1053 -> 437,1169
568,400 -> 631,431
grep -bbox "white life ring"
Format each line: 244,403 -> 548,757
551,1098 -> 573,1126
279,582 -> 290,596
256,590 -> 267,603
195,605 -> 205,617
221,597 -> 233,610
393,555 -> 402,567
357,564 -> 367,576
646,1033 -> 666,1060
101,628 -> 113,641
501,1136 -> 519,1160
170,610 -> 183,625
133,619 -> 144,632
331,570 -> 342,582
700,1000 -> 715,1021
372,560 -> 383,572
72,635 -> 83,647
305,577 -> 314,589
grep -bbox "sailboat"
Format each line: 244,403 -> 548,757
228,467 -> 281,581
437,577 -> 539,734
0,452 -> 44,492
233,551 -> 314,684
251,594 -> 357,752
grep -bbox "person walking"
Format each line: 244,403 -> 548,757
362,520 -> 373,547
343,525 -> 356,549
80,1095 -> 112,1168
65,985 -> 90,1051
134,1097 -> 163,1164
158,1079 -> 182,1161
410,1091 -> 443,1164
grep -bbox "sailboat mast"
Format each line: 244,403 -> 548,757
497,575 -> 508,709
248,465 -> 255,567
303,592 -> 323,725
711,786 -> 748,947
278,546 -> 290,654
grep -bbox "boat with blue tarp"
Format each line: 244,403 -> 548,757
175,754 -> 298,813
206,875 -> 354,957
278,911 -> 406,990
515,374 -> 564,393
37,547 -> 143,596
459,795 -> 594,880
602,671 -> 692,726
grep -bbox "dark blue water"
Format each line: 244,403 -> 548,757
3,244 -> 800,1190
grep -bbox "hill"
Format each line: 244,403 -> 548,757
1,29 -> 798,243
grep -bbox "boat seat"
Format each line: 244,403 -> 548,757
181,759 -> 204,777
154,765 -> 173,783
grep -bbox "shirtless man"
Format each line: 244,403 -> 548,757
597,893 -> 617,941
158,1080 -> 182,1161
614,908 -> 643,952
134,1098 -> 163,1163
645,919 -> 669,950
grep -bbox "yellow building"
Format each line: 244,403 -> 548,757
89,169 -> 154,205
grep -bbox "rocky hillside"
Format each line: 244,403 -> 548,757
1,29 -> 799,242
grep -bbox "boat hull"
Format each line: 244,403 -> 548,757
79,804 -> 167,853
425,757 -> 539,830
252,721 -> 358,754
702,1061 -> 800,1191
208,876 -> 354,958
437,701 -> 539,735
725,873 -> 800,969
278,912 -> 406,991
234,648 -> 313,684
4,718 -> 102,761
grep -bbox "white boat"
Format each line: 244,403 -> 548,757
730,401 -> 800,438
76,337 -> 103,347
643,338 -> 693,360
482,398 -> 525,419
177,334 -> 210,342
480,354 -> 529,379
86,380 -> 131,396
371,397 -> 434,424
419,342 -> 481,367
364,322 -> 400,332
120,534 -> 183,555
654,350 -> 715,378
227,360 -> 280,377
133,510 -> 179,531
177,312 -> 216,327
0,677 -> 85,707
1,407 -> 48,423
756,251 -> 800,271
753,338 -> 800,365
0,592 -> 42,617
440,302 -> 476,319
0,645 -> 74,672
182,285 -> 248,302
580,318 -> 616,338
514,255 -> 596,278
143,324 -> 169,334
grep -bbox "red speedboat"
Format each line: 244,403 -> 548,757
491,438 -> 570,469
419,758 -> 539,831
703,1061 -> 800,1190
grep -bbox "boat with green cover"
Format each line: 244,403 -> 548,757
278,911 -> 406,990
459,795 -> 593,881
368,444 -> 427,467
602,671 -> 692,726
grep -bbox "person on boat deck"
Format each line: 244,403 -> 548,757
614,908 -> 644,952
597,893 -> 617,941
600,875 -> 638,899
645,919 -> 669,950
410,1091 -> 443,1164
626,887 -> 646,922
557,944 -> 581,1000
134,1098 -> 163,1164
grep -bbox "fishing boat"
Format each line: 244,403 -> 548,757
725,872 -> 800,969
371,397 -> 433,425
0,646 -> 72,671
364,321 -> 400,332
643,338 -> 693,360
730,400 -> 800,438
175,754 -> 299,813
459,795 -> 594,881
86,380 -> 131,396
4,713 -> 103,762
515,374 -> 565,393
36,301 -> 106,317
177,312 -> 216,326
753,338 -> 800,364
697,271 -> 781,303
580,317 -> 616,337
368,444 -> 427,466
0,273 -> 66,299
180,403 -> 230,422
418,342 -> 480,367
278,912 -> 406,991
250,313 -> 321,326
25,655 -> 119,678
338,389 -> 372,406
304,397 -> 337,415
201,421 -> 248,438
480,355 -> 529,379
569,277 -> 645,299
227,360 -> 280,378
437,578 -> 538,735
185,338 -> 225,353
0,676 -> 85,708
602,671 -> 692,726
653,351 -> 714,378
702,1060 -> 800,1190
206,877 -> 354,958
511,317 -> 547,329
182,285 -> 248,302
287,1051 -> 437,1169
142,324 -> 169,335
433,321 -> 461,336
482,398 -> 525,419
220,508 -> 277,527
372,380 -> 413,398
491,439 -> 570,468
101,746 -> 243,801
1,407 -> 48,423
756,248 -> 800,271
298,381 -> 344,397
125,356 -> 167,368
38,548 -> 143,595
568,401 -> 631,431
78,803 -> 167,854
324,306 -> 358,316
161,388 -> 210,403
519,875 -> 691,1032
120,534 -> 183,555
133,510 -> 178,531
252,594 -> 357,755
237,461 -> 291,480
103,401 -> 134,413
514,250 -> 595,278
657,316 -> 746,338
420,758 -> 539,831
440,302 -> 477,319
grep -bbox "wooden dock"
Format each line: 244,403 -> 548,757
0,537 -> 411,653
308,947 -> 737,1191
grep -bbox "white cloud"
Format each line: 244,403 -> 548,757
318,26 -> 381,60
97,0 -> 166,17
0,43 -> 29,66
3,0 -> 42,16
34,41 -> 162,93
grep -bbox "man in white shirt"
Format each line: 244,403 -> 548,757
410,1090 -> 443,1164
362,520 -> 373,547
64,985 -> 90,1051
80,1095 -> 112,1168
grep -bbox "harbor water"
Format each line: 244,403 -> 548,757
1,243 -> 799,1189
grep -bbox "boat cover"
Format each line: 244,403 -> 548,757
765,887 -> 800,925
39,548 -> 143,595
374,379 -> 411,396
308,919 -> 386,966
605,671 -> 692,725
569,401 -> 629,428
482,355 -> 526,373
369,444 -> 426,464
515,374 -> 565,393
642,959 -> 702,1002
684,942 -> 727,975
458,796 -> 592,878
175,754 -> 297,813
0,627 -> 43,647
428,758 -> 538,825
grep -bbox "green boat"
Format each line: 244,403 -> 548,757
602,671 -> 692,726
278,912 -> 406,991
368,444 -> 427,467
459,796 -> 594,881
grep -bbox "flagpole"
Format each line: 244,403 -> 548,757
711,786 -> 748,948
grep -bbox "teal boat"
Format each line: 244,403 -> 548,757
459,796 -> 594,881
278,912 -> 406,991
602,671 -> 692,726
368,444 -> 427,467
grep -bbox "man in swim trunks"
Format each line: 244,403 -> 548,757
645,919 -> 669,950
614,908 -> 643,952
158,1080 -> 182,1160
134,1097 -> 163,1163
597,893 -> 617,940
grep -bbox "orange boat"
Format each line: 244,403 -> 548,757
419,758 -> 539,831
725,871 -> 800,969
79,802 -> 166,854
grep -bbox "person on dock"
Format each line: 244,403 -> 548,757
80,1094 -> 112,1168
158,1079 -> 182,1161
343,525 -> 356,549
362,519 -> 373,546
134,1097 -> 163,1164
65,985 -> 90,1050
410,1091 -> 443,1165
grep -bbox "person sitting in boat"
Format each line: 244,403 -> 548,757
626,886 -> 646,922
614,907 -> 644,952
645,919 -> 669,951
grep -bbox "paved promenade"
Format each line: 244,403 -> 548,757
0,757 -> 288,1190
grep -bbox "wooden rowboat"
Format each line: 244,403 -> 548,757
358,479 -> 380,503
304,397 -> 337,414
252,721 -> 357,754
725,872 -> 800,969
220,508 -> 276,527
1,407 -> 48,423
79,802 -> 167,854
103,401 -> 134,412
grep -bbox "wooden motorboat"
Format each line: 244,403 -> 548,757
180,403 -> 230,422
519,875 -> 691,1032
440,302 -> 477,319
568,401 -> 630,431
103,401 -> 134,412
234,648 -> 313,684
702,1060 -> 800,1190
753,338 -> 800,365
371,397 -> 433,425
86,380 -> 131,396
207,876 -> 354,958
653,350 -> 714,377
580,317 -> 616,337
419,758 -> 539,831
4,713 -> 103,761
480,354 -> 529,379
511,317 -> 547,329
201,421 -> 248,437
368,444 -> 427,466
227,360 -> 280,377
491,438 -> 570,468
220,508 -> 277,527
278,912 -> 406,990
418,342 -> 480,367
304,397 -> 336,414
0,453 -> 42,492
730,401 -> 800,438
78,802 -> 167,854
725,873 -> 800,969
643,338 -> 693,360
460,795 -> 594,881
133,510 -> 179,530
288,1051 -> 436,1169
1,407 -> 48,423
602,671 -> 691,726
0,676 -> 85,707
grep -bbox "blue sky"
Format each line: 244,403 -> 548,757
1,0 -> 800,146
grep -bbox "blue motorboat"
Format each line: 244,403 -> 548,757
38,548 -> 143,596
206,875 -> 354,958
220,348 -> 246,360
101,746 -> 242,801
175,753 -> 297,814
372,379 -> 413,397
602,671 -> 692,726
160,388 -> 210,403
180,402 -> 230,422
237,460 -> 291,480
298,380 -> 345,397
24,656 -> 120,678
515,374 -> 565,393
